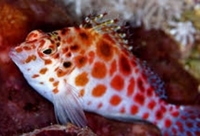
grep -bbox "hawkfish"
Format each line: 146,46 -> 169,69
9,13 -> 200,136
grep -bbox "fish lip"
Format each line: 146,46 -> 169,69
8,48 -> 16,59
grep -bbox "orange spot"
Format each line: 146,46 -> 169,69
62,47 -> 68,53
26,31 -> 39,41
127,78 -> 135,96
56,69 -> 68,77
66,36 -> 73,44
44,59 -> 52,65
92,84 -> 107,97
110,95 -> 122,106
53,88 -> 59,94
23,46 -> 31,51
88,51 -> 95,64
53,81 -> 59,87
91,61 -> 107,79
31,44 -> 36,49
110,74 -> 124,91
109,60 -> 116,76
39,67 -> 48,75
70,44 -> 80,52
119,54 -> 131,76
77,29 -> 93,46
32,74 -> 39,78
49,77 -> 54,82
97,103 -> 103,109
131,105 -> 138,114
75,72 -> 89,86
15,47 -> 23,53
25,55 -> 36,63
38,39 -> 45,48
74,55 -> 87,68
79,89 -> 85,97
53,53 -> 60,59
96,39 -> 113,61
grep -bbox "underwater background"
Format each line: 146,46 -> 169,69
0,0 -> 200,135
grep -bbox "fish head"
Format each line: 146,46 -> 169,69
9,29 -> 68,101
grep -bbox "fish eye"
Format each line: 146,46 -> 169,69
43,48 -> 52,54
63,61 -> 72,68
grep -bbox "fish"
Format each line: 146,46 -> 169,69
9,13 -> 200,136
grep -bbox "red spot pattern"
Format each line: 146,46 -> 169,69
74,55 -> 88,68
109,60 -> 116,76
131,105 -> 138,114
109,95 -> 122,106
127,78 -> 135,97
186,131 -> 193,136
26,31 -> 40,41
186,122 -> 193,128
146,87 -> 153,97
119,54 -> 131,76
137,77 -> 145,92
134,93 -> 145,105
147,100 -> 156,110
155,110 -> 163,120
197,122 -> 200,128
88,51 -> 95,64
176,121 -> 183,132
164,119 -> 172,128
120,107 -> 125,113
96,39 -> 114,61
171,111 -> 180,117
110,74 -> 124,91
15,47 -> 23,53
91,61 -> 107,79
142,112 -> 149,119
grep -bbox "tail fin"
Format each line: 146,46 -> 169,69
163,106 -> 200,136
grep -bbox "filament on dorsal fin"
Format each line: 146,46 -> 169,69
81,13 -> 132,50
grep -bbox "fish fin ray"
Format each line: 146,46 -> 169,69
53,84 -> 87,127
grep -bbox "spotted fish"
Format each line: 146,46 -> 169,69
9,13 -> 200,136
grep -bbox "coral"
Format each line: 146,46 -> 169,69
21,124 -> 97,136
169,21 -> 196,46
0,2 -> 29,45
133,0 -> 184,29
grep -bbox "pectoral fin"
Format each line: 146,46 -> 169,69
53,84 -> 87,127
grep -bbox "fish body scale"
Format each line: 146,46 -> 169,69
9,14 -> 200,136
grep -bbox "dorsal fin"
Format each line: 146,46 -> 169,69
80,13 -> 132,51
141,60 -> 167,100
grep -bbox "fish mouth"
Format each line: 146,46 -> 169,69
9,48 -> 23,64
9,48 -> 17,60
